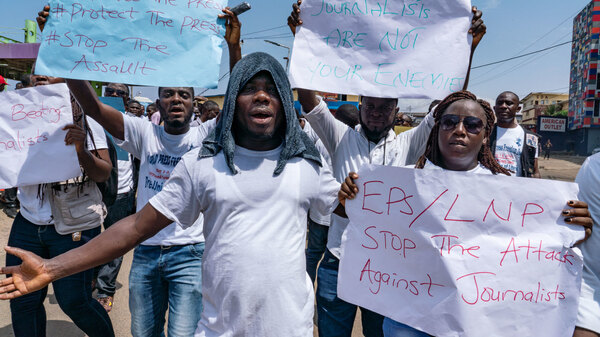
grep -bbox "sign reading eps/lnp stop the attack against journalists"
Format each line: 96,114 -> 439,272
338,165 -> 584,337
35,0 -> 228,88
289,0 -> 473,99
0,83 -> 81,189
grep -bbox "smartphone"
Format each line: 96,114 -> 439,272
230,2 -> 251,16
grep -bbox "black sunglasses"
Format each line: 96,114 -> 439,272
439,114 -> 484,135
105,87 -> 128,97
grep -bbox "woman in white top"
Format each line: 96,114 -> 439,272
338,91 -> 593,336
5,73 -> 114,337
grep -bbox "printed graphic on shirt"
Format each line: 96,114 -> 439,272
495,141 -> 521,173
144,153 -> 182,192
526,133 -> 538,149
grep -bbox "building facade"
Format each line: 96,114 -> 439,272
568,0 -> 600,154
521,92 -> 568,129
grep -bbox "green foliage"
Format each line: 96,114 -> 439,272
553,110 -> 568,117
544,105 -> 557,115
544,105 -> 568,117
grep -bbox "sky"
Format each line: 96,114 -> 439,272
1,0 -> 593,111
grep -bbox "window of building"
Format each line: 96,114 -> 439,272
595,99 -> 600,117
535,100 -> 539,105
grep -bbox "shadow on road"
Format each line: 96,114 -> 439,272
0,320 -> 84,337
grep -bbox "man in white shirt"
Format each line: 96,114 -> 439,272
0,52 -> 339,337
490,91 -> 540,178
69,81 -> 213,336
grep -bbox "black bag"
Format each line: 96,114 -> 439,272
96,132 -> 119,207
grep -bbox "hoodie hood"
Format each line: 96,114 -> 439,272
199,52 -> 321,175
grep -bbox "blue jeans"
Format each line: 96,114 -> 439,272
383,318 -> 430,337
316,249 -> 384,337
129,243 -> 204,337
96,191 -> 136,297
6,213 -> 114,337
306,218 -> 329,283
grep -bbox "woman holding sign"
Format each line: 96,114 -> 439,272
4,72 -> 115,337
338,91 -> 593,336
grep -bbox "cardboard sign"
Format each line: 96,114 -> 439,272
339,164 -> 584,336
0,83 -> 81,189
289,0 -> 472,98
36,0 -> 227,87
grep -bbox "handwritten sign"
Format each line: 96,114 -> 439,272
339,165 -> 584,336
289,0 -> 472,99
0,83 -> 81,189
36,0 -> 228,87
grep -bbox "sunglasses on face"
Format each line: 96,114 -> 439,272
105,88 -> 128,97
439,114 -> 484,135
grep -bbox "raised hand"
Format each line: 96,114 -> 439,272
470,6 -> 486,51
287,0 -> 303,36
37,5 -> 50,32
219,7 -> 241,47
0,247 -> 54,300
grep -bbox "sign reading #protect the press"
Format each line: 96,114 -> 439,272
36,0 -> 227,88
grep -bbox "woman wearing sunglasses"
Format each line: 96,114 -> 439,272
337,90 -> 593,336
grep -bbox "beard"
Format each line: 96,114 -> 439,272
163,112 -> 193,129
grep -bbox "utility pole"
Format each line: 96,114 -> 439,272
264,40 -> 291,72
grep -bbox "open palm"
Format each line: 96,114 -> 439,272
0,247 -> 53,300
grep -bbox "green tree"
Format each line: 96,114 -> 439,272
545,105 -> 557,115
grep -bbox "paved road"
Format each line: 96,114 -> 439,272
0,155 -> 587,337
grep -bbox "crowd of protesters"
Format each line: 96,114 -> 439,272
0,2 -> 597,337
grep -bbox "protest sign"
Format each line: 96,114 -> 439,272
289,0 -> 472,99
339,164 -> 584,336
36,0 -> 227,88
0,83 -> 81,189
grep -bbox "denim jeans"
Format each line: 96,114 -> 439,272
129,243 -> 204,337
6,213 -> 114,337
383,318 -> 431,337
316,249 -> 384,337
96,191 -> 136,297
306,218 -> 329,283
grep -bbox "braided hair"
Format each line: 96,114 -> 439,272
415,91 -> 511,175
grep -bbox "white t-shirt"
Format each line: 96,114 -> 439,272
575,153 -> 600,333
116,155 -> 134,194
18,117 -> 108,225
150,145 -> 339,337
421,159 -> 493,175
115,115 -> 214,246
304,98 -> 434,258
494,125 -> 538,176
